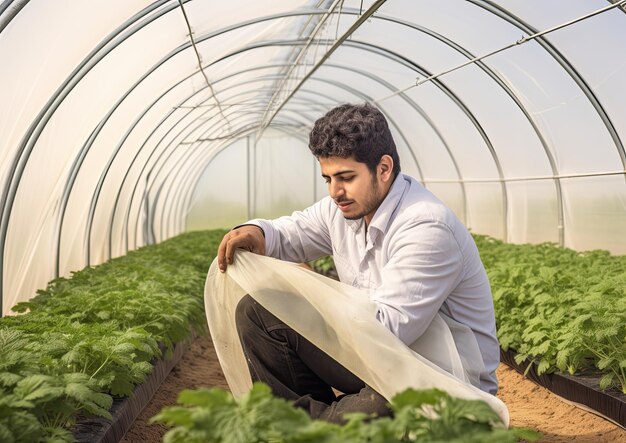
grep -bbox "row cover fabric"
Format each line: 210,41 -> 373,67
204,250 -> 509,425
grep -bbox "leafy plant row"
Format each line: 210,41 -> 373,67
153,382 -> 538,443
0,230 -> 226,443
473,235 -> 626,394
312,236 -> 626,394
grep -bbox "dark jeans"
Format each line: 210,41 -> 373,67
235,294 -> 391,423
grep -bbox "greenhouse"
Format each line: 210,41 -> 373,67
1,0 -> 625,442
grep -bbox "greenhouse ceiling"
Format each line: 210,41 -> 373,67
1,0 -> 625,315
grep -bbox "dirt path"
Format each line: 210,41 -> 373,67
121,334 -> 626,443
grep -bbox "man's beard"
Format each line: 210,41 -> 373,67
342,175 -> 380,220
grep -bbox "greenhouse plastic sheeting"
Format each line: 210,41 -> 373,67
204,250 -> 509,424
1,0 -> 625,315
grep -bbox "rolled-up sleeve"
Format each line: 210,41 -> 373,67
371,221 -> 463,345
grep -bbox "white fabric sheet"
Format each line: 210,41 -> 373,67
204,250 -> 509,425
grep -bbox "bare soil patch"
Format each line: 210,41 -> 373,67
121,334 -> 626,443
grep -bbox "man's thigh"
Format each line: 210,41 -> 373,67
238,294 -> 365,395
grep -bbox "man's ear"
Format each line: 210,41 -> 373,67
378,155 -> 394,182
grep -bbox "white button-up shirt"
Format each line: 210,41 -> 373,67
247,173 -> 499,394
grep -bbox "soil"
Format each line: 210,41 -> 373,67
120,334 -> 626,443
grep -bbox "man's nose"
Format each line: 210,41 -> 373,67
329,180 -> 345,199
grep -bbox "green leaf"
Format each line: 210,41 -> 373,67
389,387 -> 444,410
599,373 -> 615,390
154,384 -> 533,442
536,358 -> 552,375
14,375 -> 64,404
0,422 -> 14,443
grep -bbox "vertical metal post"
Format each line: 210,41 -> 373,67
144,169 -> 156,246
143,172 -> 151,246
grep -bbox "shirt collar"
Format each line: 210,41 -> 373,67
368,173 -> 409,239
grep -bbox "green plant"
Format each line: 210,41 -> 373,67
473,235 -> 626,393
307,237 -> 626,393
0,229 -> 227,442
309,256 -> 335,274
153,382 -> 539,443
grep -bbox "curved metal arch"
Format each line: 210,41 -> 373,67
114,71 -> 419,253
78,22 -> 518,260
319,62 -> 468,223
1,4 -> 337,310
70,4 -> 576,270
145,92 -> 342,243
86,68 -> 309,261
139,102 -> 323,245
106,73 -> 295,258
84,63 -> 325,262
86,72 -> 297,263
166,116 -> 313,238
106,67 -> 346,258
361,9 -> 564,245
84,32 -> 496,270
337,39 -> 509,239
116,26 -> 506,256
152,71 -> 433,243
67,21 -> 497,271
0,0 -> 178,311
147,77 -> 422,245
2,1 -> 616,312
179,126 -> 314,233
119,86 -> 309,255
162,94 -> 326,236
470,0 -> 626,172
0,0 -> 29,34
112,85 -> 291,258
129,97 -> 302,250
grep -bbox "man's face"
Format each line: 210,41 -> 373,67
319,156 -> 385,225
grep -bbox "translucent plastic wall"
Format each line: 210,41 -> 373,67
1,0 -> 625,315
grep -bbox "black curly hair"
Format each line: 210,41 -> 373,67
308,103 -> 400,177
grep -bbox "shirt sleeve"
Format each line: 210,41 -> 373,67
371,220 -> 464,345
244,199 -> 333,263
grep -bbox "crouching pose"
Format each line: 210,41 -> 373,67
217,103 -> 500,423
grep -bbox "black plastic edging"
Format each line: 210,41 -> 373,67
72,339 -> 189,443
500,348 -> 626,428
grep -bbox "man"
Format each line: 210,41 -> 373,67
217,103 -> 499,422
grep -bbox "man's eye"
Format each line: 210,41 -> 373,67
341,176 -> 354,182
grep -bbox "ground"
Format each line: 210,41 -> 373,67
120,334 -> 626,443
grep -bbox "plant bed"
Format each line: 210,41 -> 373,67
123,333 -> 626,442
72,340 -> 189,443
310,242 -> 626,430
501,348 -> 626,428
0,230 -> 225,442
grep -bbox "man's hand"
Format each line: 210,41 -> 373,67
217,225 -> 266,272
